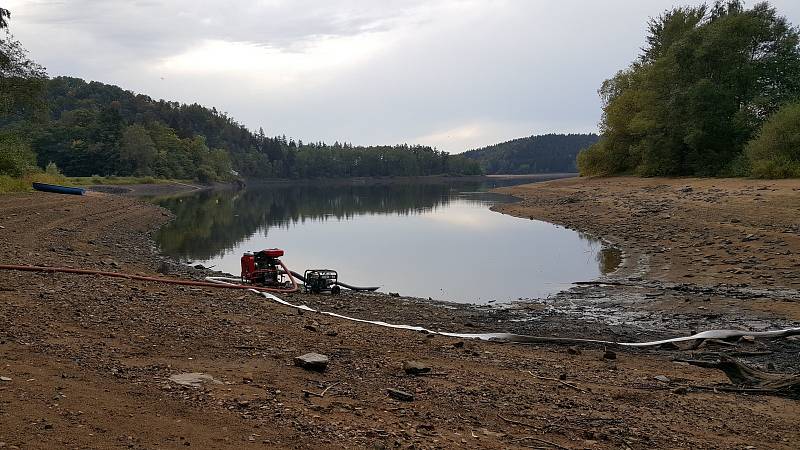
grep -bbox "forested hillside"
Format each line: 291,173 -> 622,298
461,134 -> 598,174
578,1 -> 800,178
0,76 -> 481,180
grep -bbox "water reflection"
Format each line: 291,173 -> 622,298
154,178 -> 618,303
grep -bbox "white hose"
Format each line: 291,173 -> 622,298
205,276 -> 800,347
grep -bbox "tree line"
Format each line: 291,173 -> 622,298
1,10 -> 481,182
578,1 -> 800,178
462,134 -> 599,174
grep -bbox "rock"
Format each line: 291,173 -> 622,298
402,361 -> 431,376
325,330 -> 338,337
389,292 -> 400,297
739,335 -> 755,343
194,264 -> 206,269
654,375 -> 671,383
294,353 -> 329,372
671,386 -> 689,395
452,341 -> 465,348
168,372 -> 223,388
387,388 -> 414,401
602,350 -> 617,360
0,376 -> 11,382
742,234 -> 759,242
567,346 -> 582,355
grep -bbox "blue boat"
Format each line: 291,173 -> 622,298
32,182 -> 85,196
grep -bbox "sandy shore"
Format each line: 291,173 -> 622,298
0,182 -> 798,449
495,177 -> 800,322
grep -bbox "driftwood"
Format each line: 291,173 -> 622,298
682,355 -> 800,398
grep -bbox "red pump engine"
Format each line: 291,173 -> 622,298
241,248 -> 289,287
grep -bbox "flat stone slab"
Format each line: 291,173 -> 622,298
387,388 -> 414,401
168,372 -> 223,388
294,353 -> 329,372
402,360 -> 431,375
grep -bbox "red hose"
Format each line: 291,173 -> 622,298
0,262 -> 300,293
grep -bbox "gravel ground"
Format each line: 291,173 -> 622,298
0,185 -> 798,449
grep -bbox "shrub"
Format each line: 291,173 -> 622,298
746,102 -> 800,178
45,162 -> 62,177
0,175 -> 30,193
0,133 -> 37,177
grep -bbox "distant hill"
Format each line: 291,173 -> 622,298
462,133 -> 599,174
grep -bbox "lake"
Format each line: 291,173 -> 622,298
153,176 -> 619,304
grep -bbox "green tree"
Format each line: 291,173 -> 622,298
746,101 -> 800,177
0,131 -> 36,176
119,124 -> 157,175
579,1 -> 800,177
0,7 -> 47,120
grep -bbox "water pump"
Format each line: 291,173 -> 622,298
241,248 -> 291,288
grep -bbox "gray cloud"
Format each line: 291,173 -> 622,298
5,0 -> 800,152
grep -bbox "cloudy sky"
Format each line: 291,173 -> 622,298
5,1 -> 800,152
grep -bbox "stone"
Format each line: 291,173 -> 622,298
0,376 -> 11,382
671,386 -> 689,395
168,372 -> 223,388
294,353 -> 329,372
602,350 -> 617,360
402,361 -> 431,376
654,375 -> 671,383
387,388 -> 414,401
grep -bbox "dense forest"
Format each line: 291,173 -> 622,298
0,8 -> 481,183
1,76 -> 481,181
461,134 -> 599,174
578,1 -> 800,178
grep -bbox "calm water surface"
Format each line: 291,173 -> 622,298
153,178 -> 619,304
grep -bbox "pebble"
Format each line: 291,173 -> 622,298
0,376 -> 11,382
654,375 -> 671,383
294,353 -> 329,372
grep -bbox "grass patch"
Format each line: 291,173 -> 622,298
0,174 -> 193,194
0,173 -> 71,193
65,176 -> 188,186
0,175 -> 32,193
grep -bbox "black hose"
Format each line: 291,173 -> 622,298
288,270 -> 380,292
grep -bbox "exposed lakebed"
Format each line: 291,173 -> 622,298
153,177 -> 619,304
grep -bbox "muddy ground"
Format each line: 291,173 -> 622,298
0,178 -> 799,449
